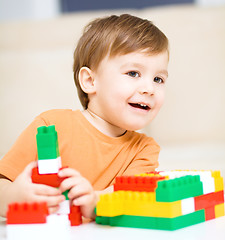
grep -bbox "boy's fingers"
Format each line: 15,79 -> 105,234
34,183 -> 61,196
58,168 -> 81,178
37,195 -> 65,207
59,176 -> 81,192
68,184 -> 92,200
72,194 -> 94,206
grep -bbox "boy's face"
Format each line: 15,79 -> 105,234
89,50 -> 168,132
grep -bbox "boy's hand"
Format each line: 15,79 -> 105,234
58,168 -> 98,219
7,161 -> 65,214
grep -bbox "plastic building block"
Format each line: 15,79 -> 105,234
204,206 -> 215,221
7,202 -> 48,224
181,197 -> 195,215
114,175 -> 165,192
7,214 -> 72,240
200,173 -> 215,195
63,189 -> 69,200
69,205 -> 82,226
31,166 -> 66,187
36,125 -> 60,160
211,171 -> 224,192
194,190 -> 224,210
215,203 -> 225,218
37,157 -> 62,174
97,191 -> 183,218
95,216 -> 110,225
156,175 -> 203,202
96,191 -> 124,217
96,210 -> 206,231
56,200 -> 70,214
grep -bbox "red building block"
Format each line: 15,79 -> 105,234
31,166 -> 67,187
69,205 -> 82,226
205,206 -> 215,221
114,175 -> 165,192
195,190 -> 224,211
7,202 -> 49,224
145,171 -> 162,175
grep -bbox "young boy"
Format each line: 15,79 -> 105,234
0,14 -> 169,219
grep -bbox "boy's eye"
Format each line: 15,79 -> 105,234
154,77 -> 164,84
127,71 -> 140,78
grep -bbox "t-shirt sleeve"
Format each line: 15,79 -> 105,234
0,116 -> 47,181
122,137 -> 160,176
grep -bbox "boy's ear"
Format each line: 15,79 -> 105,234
78,67 -> 96,94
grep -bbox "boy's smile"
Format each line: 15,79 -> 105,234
83,50 -> 169,137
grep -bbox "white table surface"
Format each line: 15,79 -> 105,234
1,216 -> 225,240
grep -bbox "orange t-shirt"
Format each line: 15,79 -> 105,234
0,109 -> 160,190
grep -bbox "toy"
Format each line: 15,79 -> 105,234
6,125 -> 82,240
95,170 -> 224,230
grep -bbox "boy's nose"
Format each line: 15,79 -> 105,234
138,80 -> 154,95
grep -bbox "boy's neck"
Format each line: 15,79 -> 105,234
82,109 -> 127,138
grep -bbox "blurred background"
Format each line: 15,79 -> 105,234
0,0 -> 225,22
0,0 -> 225,177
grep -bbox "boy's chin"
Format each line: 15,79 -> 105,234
124,123 -> 149,132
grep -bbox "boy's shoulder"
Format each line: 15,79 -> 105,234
129,131 -> 160,150
37,109 -> 81,127
39,109 -> 74,118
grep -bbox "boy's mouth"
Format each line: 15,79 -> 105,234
129,103 -> 150,111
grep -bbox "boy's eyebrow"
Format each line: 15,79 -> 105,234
120,62 -> 144,69
158,70 -> 169,78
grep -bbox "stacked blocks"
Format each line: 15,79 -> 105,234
96,170 -> 224,230
36,125 -> 61,174
6,125 -> 82,239
32,125 -> 82,226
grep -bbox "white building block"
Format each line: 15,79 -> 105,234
6,214 -> 71,240
181,197 -> 195,215
38,157 -> 62,174
56,200 -> 70,215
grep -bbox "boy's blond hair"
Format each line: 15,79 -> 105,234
73,14 -> 169,109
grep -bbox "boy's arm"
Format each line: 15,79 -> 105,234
0,177 -> 12,217
122,138 -> 160,176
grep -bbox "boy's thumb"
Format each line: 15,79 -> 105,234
23,161 -> 38,177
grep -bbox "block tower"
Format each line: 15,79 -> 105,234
6,125 -> 82,239
31,125 -> 82,225
95,170 -> 225,230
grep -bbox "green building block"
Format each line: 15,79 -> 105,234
62,190 -> 69,200
156,175 -> 203,202
36,125 -> 60,160
156,210 -> 205,230
95,216 -> 110,225
111,215 -> 157,229
96,210 -> 205,231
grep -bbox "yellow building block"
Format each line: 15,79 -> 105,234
96,191 -> 124,217
215,203 -> 225,218
135,173 -> 162,177
211,171 -> 224,192
96,191 -> 182,218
